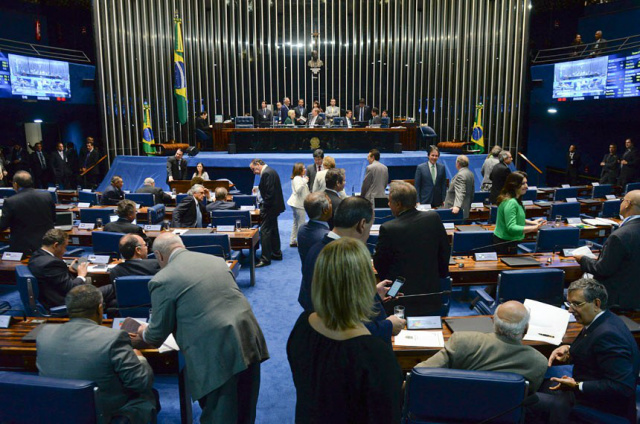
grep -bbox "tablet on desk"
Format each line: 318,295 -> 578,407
500,256 -> 541,267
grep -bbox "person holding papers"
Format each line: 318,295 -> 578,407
539,279 -> 640,422
573,190 -> 640,310
493,171 -> 546,254
416,301 -> 547,393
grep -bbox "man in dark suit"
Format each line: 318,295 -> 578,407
599,144 -> 619,184
374,182 -> 450,315
489,150 -> 513,204
104,199 -> 148,242
195,111 -> 211,145
172,184 -> 209,228
296,192 -> 332,267
344,110 -> 355,128
566,144 -> 582,186
205,187 -> 238,212
8,143 -> 29,177
80,140 -> 101,189
250,159 -> 285,267
307,108 -> 324,128
306,149 -> 324,191
354,98 -> 372,123
300,196 -> 405,343
573,190 -> 640,310
369,107 -> 382,125
65,142 -> 79,187
325,168 -> 345,229
136,177 -> 172,204
109,234 -> 160,284
28,229 -> 116,310
294,99 -> 307,125
100,175 -> 125,206
0,171 -> 55,255
50,142 -> 72,189
542,279 -> 639,422
37,284 -> 157,424
280,97 -> 291,123
166,149 -> 188,183
30,142 -> 50,188
619,138 -> 639,188
256,101 -> 273,127
414,146 -> 447,207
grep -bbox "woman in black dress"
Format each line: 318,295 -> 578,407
287,237 -> 403,424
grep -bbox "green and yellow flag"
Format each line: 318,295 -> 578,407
471,104 -> 485,152
174,14 -> 188,125
142,102 -> 155,155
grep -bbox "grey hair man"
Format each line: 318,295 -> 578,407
135,177 -> 172,204
296,192 -> 332,266
416,301 -> 548,393
172,184 -> 209,228
444,155 -> 475,218
480,145 -> 504,192
489,150 -> 513,204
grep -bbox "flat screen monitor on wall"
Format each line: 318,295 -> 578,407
8,53 -> 71,100
552,51 -> 640,101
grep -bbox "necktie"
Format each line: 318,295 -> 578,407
195,200 -> 202,227
431,164 -> 436,184
318,165 -> 321,172
360,108 -> 364,121
85,152 -> 90,167
38,152 -> 45,168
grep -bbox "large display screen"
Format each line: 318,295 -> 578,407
8,53 -> 71,100
553,52 -> 640,101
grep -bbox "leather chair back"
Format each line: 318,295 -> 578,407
553,187 -> 578,202
79,208 -> 116,224
592,184 -> 613,198
114,275 -> 153,318
124,192 -> 155,207
497,268 -> 565,306
92,231 -> 125,258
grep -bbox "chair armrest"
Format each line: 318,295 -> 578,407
49,305 -> 68,317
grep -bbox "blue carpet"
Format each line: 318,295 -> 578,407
0,211 -> 480,423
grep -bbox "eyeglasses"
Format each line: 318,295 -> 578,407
564,300 -> 589,309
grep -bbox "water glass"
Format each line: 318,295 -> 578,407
555,215 -> 562,228
394,305 -> 405,320
95,218 -> 103,229
235,219 -> 242,231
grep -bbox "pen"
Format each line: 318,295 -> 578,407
538,333 -> 555,338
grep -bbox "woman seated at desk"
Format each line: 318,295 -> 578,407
493,171 -> 546,254
284,109 -> 296,125
192,162 -> 210,180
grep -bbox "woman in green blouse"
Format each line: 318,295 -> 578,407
493,171 -> 546,254
284,109 -> 296,125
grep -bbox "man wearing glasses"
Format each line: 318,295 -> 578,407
573,190 -> 640,310
534,279 -> 639,422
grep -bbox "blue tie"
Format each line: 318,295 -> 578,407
195,200 -> 202,227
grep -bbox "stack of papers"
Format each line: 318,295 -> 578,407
394,330 -> 445,347
523,299 -> 570,345
159,334 -> 180,353
571,245 -> 596,259
583,218 -> 618,227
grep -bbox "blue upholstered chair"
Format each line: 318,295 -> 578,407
15,265 -> 66,317
418,125 -> 437,150
231,195 -> 257,207
592,184 -> 613,198
522,188 -> 538,201
147,204 -> 166,224
554,187 -> 578,202
488,205 -> 499,225
78,191 -> 100,205
235,116 -> 254,128
433,208 -> 464,223
403,368 -> 528,424
210,210 -> 252,228
180,233 -> 239,261
473,191 -> 490,203
518,226 -> 580,254
451,231 -> 495,255
380,117 -> 390,128
600,199 -> 621,218
0,188 -> 16,198
374,208 -> 394,225
79,208 -> 115,224
548,202 -> 581,220
475,268 -> 565,315
91,231 -> 125,257
0,372 -> 101,424
625,182 -> 640,194
113,275 -> 153,318
124,192 -> 155,207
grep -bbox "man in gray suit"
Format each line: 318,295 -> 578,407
444,155 -> 475,219
414,146 -> 447,207
37,285 -> 156,424
360,148 -> 388,205
416,301 -> 548,393
306,149 -> 324,191
137,233 -> 269,423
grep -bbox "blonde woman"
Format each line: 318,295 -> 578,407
284,109 -> 296,125
312,156 -> 335,193
287,238 -> 402,423
287,162 -> 309,247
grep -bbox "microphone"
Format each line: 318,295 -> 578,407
456,239 -> 517,257
390,290 -> 452,300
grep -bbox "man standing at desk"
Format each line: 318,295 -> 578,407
599,144 -> 620,185
30,142 -> 50,189
355,98 -> 372,123
566,144 -> 582,186
51,142 -> 72,189
166,149 -> 188,183
619,138 -> 639,188
573,190 -> 640,310
444,155 -> 475,219
325,98 -> 340,120
136,178 -> 172,204
256,101 -> 273,127
172,184 -> 209,228
294,99 -> 307,125
415,146 -> 447,207
250,159 -> 285,267
0,170 -> 55,255
360,149 -> 388,205
280,97 -> 291,123
80,139 -> 101,189
138,233 -> 269,424
306,149 -> 324,191
489,151 -> 513,204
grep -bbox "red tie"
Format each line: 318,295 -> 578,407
318,166 -> 321,172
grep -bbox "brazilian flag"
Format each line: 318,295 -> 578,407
174,14 -> 187,125
142,102 -> 155,156
471,104 -> 485,153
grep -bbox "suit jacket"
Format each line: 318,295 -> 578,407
280,104 -> 290,123
567,151 -> 581,170
373,209 -> 450,313
354,104 -> 372,122
104,218 -> 147,242
370,116 -> 382,125
28,248 -> 84,309
82,149 -> 101,176
101,184 -> 124,205
419,332 -> 548,393
37,318 -> 156,423
361,160 -> 389,205
166,156 -> 188,182
66,147 -> 79,174
136,185 -> 172,204
325,106 -> 340,118
414,161 -> 447,207
570,310 -> 640,420
307,115 -> 324,128
579,218 -> 640,309
259,165 -> 285,215
30,151 -> 49,178
144,249 -> 269,400
300,235 -> 392,342
444,167 -> 475,219
110,258 -> 161,284
325,189 -> 342,229
196,116 -> 209,131
600,153 -> 620,184
50,150 -> 72,180
0,188 -> 55,254
205,200 -> 238,212
489,163 -> 511,204
172,195 -> 207,228
256,108 -> 273,126
619,147 -> 639,187
296,220 -> 330,267
294,106 -> 307,120
345,117 -> 355,128
311,169 -> 328,193
306,164 -> 320,190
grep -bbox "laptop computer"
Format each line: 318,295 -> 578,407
500,256 -> 541,267
184,228 -> 214,235
444,316 -> 494,334
55,204 -> 75,210
54,211 -> 74,231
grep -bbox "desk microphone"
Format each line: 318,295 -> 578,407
390,290 -> 452,300
455,239 -> 518,258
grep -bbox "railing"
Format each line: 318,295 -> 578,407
532,34 -> 640,65
0,38 -> 91,64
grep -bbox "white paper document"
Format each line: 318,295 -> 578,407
583,218 -> 618,227
523,299 -> 570,345
370,224 -> 381,232
571,245 -> 596,259
158,334 -> 180,353
394,330 -> 445,348
172,229 -> 188,235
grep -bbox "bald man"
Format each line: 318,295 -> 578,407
574,190 -> 640,310
416,301 -> 548,393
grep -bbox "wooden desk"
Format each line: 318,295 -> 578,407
168,180 -> 230,194
444,223 -> 612,243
